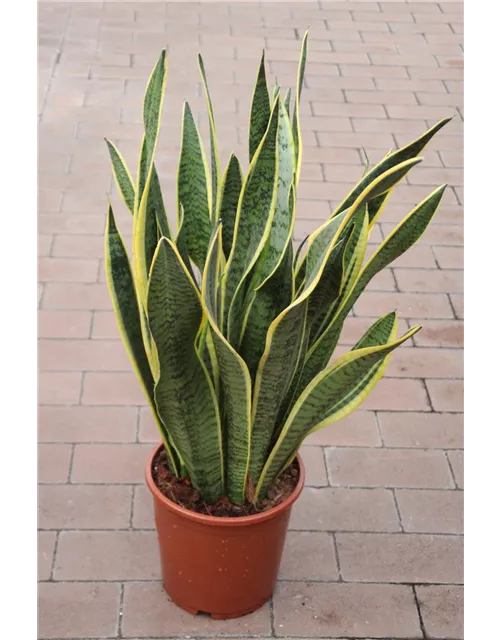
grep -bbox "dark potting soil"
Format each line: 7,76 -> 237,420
152,449 -> 299,517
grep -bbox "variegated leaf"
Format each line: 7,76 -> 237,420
177,102 -> 212,269
148,237 -> 224,501
239,240 -> 294,382
105,139 -> 135,214
249,103 -> 296,293
105,205 -> 178,474
303,184 -> 447,389
219,154 -> 243,259
284,88 -> 292,116
248,212 -> 350,483
223,98 -> 280,344
331,117 -> 452,218
256,324 -> 420,500
133,50 -> 168,305
249,51 -> 271,162
201,228 -> 252,504
292,30 -> 308,179
198,54 -> 220,220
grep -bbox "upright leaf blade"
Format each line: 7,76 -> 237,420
219,154 -> 243,259
331,118 -> 452,218
177,102 -> 212,269
248,212 -> 351,483
105,139 -> 135,214
133,50 -> 168,306
249,103 -> 296,292
223,98 -> 280,344
292,30 -> 308,181
198,54 -> 220,220
201,228 -> 253,504
284,88 -> 292,116
256,324 -> 420,500
249,51 -> 271,163
239,240 -> 294,382
148,238 -> 224,501
303,184 -> 447,388
105,205 -> 178,474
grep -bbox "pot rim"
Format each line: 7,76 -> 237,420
145,442 -> 305,527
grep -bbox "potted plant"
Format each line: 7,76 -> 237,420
104,31 -> 450,619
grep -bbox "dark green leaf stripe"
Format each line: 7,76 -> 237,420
175,204 -> 197,283
105,205 -> 178,474
219,154 -> 243,259
306,236 -> 346,345
295,157 -> 421,296
224,98 -> 280,344
271,78 -> 280,102
148,238 -> 224,502
284,88 -> 292,116
303,185 -> 447,389
202,229 -> 252,504
353,312 -> 397,351
256,325 -> 419,499
249,51 -> 271,162
143,50 -> 167,166
331,117 -> 451,218
177,101 -> 212,269
276,312 -> 399,477
367,190 -> 392,227
292,30 -> 308,175
198,54 -> 220,220
249,293 -> 307,483
105,139 -> 135,214
239,241 -> 294,382
339,210 -> 369,296
133,51 -> 168,306
293,234 -> 310,273
248,210 -> 350,487
249,103 -> 296,293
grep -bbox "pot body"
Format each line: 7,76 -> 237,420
145,443 -> 305,619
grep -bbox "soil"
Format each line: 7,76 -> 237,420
152,449 -> 300,517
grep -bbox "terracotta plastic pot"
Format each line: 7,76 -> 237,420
145,443 -> 305,619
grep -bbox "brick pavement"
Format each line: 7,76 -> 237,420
38,1 -> 464,638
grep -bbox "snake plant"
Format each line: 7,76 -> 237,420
105,33 -> 449,505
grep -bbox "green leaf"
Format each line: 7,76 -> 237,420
331,117 -> 452,218
292,30 -> 308,180
249,51 -> 271,162
175,204 -> 197,283
177,101 -> 212,269
271,77 -> 280,102
219,154 -> 243,259
294,156 -> 422,296
284,88 -> 292,116
201,228 -> 252,504
303,184 -> 447,388
249,102 -> 296,293
105,205 -> 178,474
105,139 -> 135,214
135,50 -> 168,214
256,324 -> 420,500
147,237 -> 224,502
223,98 -> 280,344
239,240 -> 294,382
352,311 -> 398,350
248,212 -> 349,484
132,50 -> 168,306
198,54 -> 220,220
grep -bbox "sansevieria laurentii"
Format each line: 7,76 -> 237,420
105,33 -> 450,504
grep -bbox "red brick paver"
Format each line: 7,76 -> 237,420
38,1 -> 463,638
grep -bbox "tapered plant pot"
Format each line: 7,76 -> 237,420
145,442 -> 305,619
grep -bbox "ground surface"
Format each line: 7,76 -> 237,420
38,1 -> 464,638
